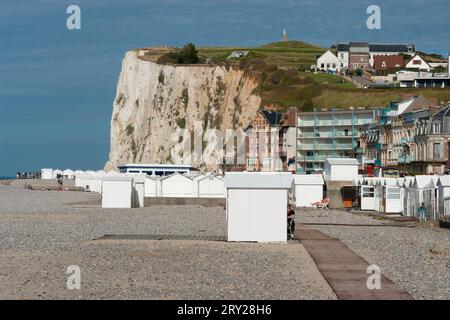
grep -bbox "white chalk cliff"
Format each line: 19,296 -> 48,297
104,50 -> 261,171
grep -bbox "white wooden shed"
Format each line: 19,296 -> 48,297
324,158 -> 358,182
293,174 -> 324,207
160,173 -> 194,198
198,175 -> 226,198
101,176 -> 133,208
41,168 -> 53,180
225,172 -> 293,243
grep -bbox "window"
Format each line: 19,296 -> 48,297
434,143 -> 442,160
327,63 -> 331,69
433,122 -> 441,134
332,63 -> 336,69
344,129 -> 349,136
413,60 -> 421,65
341,53 -> 344,59
321,63 -> 325,68
382,61 -> 386,68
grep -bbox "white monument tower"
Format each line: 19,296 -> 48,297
282,29 -> 287,42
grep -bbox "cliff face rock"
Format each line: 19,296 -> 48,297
104,50 -> 261,171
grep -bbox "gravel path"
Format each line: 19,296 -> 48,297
0,181 -> 336,299
296,209 -> 450,300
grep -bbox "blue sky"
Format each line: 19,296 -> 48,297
0,0 -> 449,176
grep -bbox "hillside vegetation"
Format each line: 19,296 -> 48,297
163,41 -> 450,111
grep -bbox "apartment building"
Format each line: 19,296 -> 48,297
296,108 -> 378,174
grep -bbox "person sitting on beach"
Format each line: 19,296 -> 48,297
287,204 -> 296,240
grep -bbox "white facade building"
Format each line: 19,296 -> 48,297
316,50 -> 340,73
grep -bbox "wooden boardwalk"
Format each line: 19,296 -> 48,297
295,224 -> 413,300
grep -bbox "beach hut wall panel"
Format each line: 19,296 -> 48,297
198,176 -> 225,198
225,172 -> 293,243
385,186 -> 402,213
101,176 -> 133,208
160,173 -> 194,197
437,176 -> 450,216
41,169 -> 53,180
293,174 -> 324,207
191,174 -> 207,197
324,158 -> 358,182
144,176 -> 160,197
130,174 -> 145,208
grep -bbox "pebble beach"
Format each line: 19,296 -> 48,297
0,179 -> 449,299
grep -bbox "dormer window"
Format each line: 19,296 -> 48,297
382,61 -> 387,68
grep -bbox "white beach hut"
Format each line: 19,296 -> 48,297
63,169 -> 75,180
225,172 -> 293,243
293,174 -> 324,207
384,180 -> 402,214
324,158 -> 358,182
198,175 -> 226,198
41,168 -> 53,180
101,176 -> 133,209
410,176 -> 437,219
160,173 -> 194,198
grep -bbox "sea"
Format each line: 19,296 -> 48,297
0,176 -> 15,180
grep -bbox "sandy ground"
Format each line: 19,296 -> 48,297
0,180 -> 335,300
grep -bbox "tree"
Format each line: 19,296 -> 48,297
177,43 -> 199,64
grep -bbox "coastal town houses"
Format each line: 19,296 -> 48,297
245,106 -> 295,172
360,95 -> 450,175
335,42 -> 415,71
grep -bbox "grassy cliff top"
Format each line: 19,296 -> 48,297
156,41 -> 450,111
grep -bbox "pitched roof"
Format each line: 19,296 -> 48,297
373,55 -> 405,70
336,43 -> 415,53
261,110 -> 283,126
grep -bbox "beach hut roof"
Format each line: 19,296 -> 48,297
293,174 -> 324,185
413,176 -> 436,189
160,172 -> 193,181
437,176 -> 450,187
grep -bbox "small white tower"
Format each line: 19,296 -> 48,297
282,29 -> 287,42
